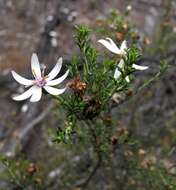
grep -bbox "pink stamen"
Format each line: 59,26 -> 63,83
34,66 -> 47,87
35,77 -> 47,87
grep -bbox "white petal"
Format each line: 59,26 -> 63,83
114,59 -> 125,80
118,59 -> 125,69
98,39 -> 121,54
106,38 -> 121,53
132,64 -> 148,70
43,86 -> 66,95
125,76 -> 130,83
120,40 -> 127,53
12,86 -> 34,101
31,53 -> 41,78
46,57 -> 62,81
114,68 -> 121,80
30,86 -> 42,102
46,70 -> 69,86
11,71 -> 33,86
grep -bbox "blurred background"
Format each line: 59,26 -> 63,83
0,0 -> 176,189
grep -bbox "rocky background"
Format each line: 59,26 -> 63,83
0,0 -> 176,189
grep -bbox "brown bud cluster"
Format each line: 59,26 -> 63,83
140,156 -> 156,169
116,32 -> 125,41
111,125 -> 129,145
117,126 -> 129,136
111,135 -> 118,145
68,77 -> 87,97
27,163 -> 38,175
126,90 -> 133,97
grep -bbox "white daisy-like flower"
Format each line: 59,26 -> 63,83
11,53 -> 69,102
98,38 -> 148,81
98,38 -> 127,55
113,59 -> 149,81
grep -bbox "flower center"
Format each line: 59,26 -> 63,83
35,77 -> 46,87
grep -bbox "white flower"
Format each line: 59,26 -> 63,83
98,38 -> 127,55
114,59 -> 124,80
11,53 -> 69,102
114,59 -> 149,82
98,38 -> 148,82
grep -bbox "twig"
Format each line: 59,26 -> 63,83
18,102 -> 53,141
1,102 -> 53,156
76,120 -> 102,190
78,154 -> 102,190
